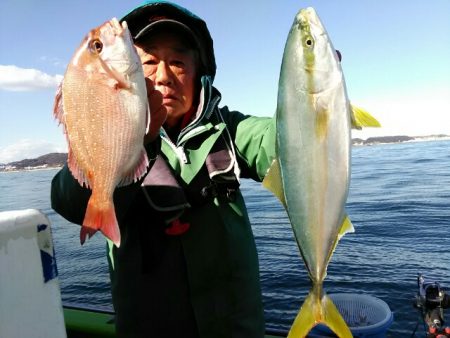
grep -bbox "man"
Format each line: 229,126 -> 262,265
52,1 -> 277,337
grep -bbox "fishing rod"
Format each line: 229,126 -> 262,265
412,274 -> 450,338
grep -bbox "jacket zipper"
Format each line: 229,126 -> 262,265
160,76 -> 221,165
177,76 -> 220,142
161,129 -> 188,164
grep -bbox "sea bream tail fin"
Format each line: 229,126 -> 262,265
287,285 -> 353,338
262,158 -> 286,208
81,194 -> 121,247
350,104 -> 381,130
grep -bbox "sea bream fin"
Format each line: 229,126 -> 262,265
82,195 -> 121,247
97,55 -> 131,89
67,148 -> 91,189
117,149 -> 149,187
53,82 -> 65,125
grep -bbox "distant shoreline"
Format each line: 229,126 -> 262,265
353,135 -> 450,147
0,166 -> 62,174
1,136 -> 450,173
0,152 -> 67,173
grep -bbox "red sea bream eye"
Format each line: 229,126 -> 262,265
89,39 -> 103,54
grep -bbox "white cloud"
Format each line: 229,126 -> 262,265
0,139 -> 67,164
0,65 -> 63,91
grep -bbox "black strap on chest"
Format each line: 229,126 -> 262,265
141,131 -> 240,222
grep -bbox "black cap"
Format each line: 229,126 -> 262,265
121,1 -> 216,79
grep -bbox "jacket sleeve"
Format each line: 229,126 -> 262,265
219,106 -> 276,182
51,138 -> 160,225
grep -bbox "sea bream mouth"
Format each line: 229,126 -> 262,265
101,17 -> 128,38
98,18 -> 131,51
109,17 -> 130,38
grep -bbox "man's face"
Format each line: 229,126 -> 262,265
136,31 -> 198,128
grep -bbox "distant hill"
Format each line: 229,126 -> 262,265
352,134 -> 450,146
352,135 -> 414,145
1,153 -> 67,171
1,134 -> 449,172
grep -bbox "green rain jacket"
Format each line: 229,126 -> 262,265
51,75 -> 277,338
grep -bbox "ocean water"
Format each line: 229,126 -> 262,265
1,140 -> 450,337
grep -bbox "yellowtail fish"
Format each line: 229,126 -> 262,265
54,18 -> 150,247
263,7 -> 380,338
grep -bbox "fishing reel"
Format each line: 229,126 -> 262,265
414,274 -> 450,338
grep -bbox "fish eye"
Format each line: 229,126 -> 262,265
89,39 -> 103,54
304,37 -> 314,48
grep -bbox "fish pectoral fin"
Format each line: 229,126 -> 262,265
351,104 -> 381,129
262,159 -> 286,208
118,148 -> 150,187
288,288 -> 352,338
98,56 -> 131,89
111,68 -> 131,89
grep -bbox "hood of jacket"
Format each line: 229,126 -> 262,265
121,1 -> 216,79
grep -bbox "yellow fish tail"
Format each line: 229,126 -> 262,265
288,286 -> 353,338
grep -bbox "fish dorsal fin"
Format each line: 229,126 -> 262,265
351,104 -> 381,129
118,149 -> 149,187
262,159 -> 286,208
53,82 -> 65,125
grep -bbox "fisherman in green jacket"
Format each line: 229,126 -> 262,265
51,1 -> 277,337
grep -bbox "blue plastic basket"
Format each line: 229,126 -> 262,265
309,293 -> 394,338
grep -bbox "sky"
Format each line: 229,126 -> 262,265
0,0 -> 449,163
